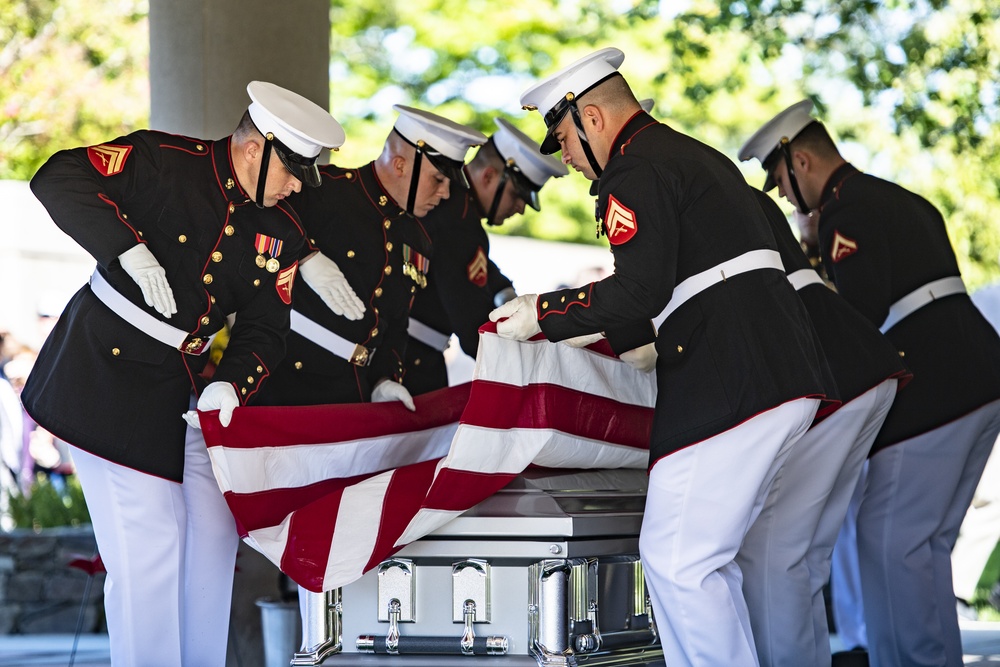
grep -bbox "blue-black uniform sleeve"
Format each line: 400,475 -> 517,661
537,155 -> 678,341
30,132 -> 164,267
819,196 -> 894,327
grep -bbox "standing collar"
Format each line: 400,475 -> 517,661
609,110 -> 658,162
212,138 -> 252,205
819,162 -> 859,208
358,161 -> 409,219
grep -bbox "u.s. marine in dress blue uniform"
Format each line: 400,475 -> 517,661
742,99 -> 1000,667
735,188 -> 908,667
403,119 -> 566,395
499,48 -> 831,667
257,106 -> 486,408
402,181 -> 509,394
20,81 -> 343,667
24,130 -> 307,479
257,162 -> 433,405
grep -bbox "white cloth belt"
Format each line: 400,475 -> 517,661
787,268 -> 826,291
879,275 -> 966,333
290,309 -> 373,366
407,318 -> 451,351
89,270 -> 218,355
653,249 -> 784,328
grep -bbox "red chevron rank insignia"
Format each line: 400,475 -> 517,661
87,144 -> 132,176
830,230 -> 859,263
605,194 -> 638,245
467,246 -> 488,287
276,262 -> 297,304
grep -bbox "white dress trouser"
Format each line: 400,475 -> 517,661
830,461 -> 869,650
859,397 -> 1000,667
71,417 -> 239,667
738,380 -> 897,667
640,397 -> 819,667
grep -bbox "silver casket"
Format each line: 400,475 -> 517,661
292,468 -> 663,666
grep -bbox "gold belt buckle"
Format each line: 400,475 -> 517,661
349,343 -> 370,367
181,335 -> 208,356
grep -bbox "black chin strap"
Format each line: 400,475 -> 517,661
484,161 -> 513,226
405,142 -> 425,216
570,105 -> 603,178
780,138 -> 810,215
254,133 -> 274,209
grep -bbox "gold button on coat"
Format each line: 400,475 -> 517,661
347,250 -> 355,258
200,316 -> 210,325
374,287 -> 383,298
112,347 -> 120,356
202,274 -> 213,285
384,265 -> 392,275
294,361 -> 303,369
211,251 -> 223,262
224,225 -> 235,236
178,235 -> 187,243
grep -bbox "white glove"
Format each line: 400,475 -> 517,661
620,342 -> 658,373
118,244 -> 177,318
493,286 -> 517,308
489,294 -> 541,340
561,332 -> 605,348
182,382 -> 240,429
299,252 -> 365,320
371,379 -> 416,412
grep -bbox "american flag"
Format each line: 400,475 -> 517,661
201,324 -> 657,593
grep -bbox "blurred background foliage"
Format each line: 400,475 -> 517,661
3,0 -> 999,286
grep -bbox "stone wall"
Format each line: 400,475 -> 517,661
0,526 -> 105,635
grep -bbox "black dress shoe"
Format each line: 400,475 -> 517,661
831,646 -> 869,667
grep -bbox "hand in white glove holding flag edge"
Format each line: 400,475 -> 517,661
182,381 -> 240,429
620,342 -> 658,372
489,294 -> 541,340
371,379 -> 416,412
118,244 -> 177,318
561,332 -> 605,348
299,251 -> 366,321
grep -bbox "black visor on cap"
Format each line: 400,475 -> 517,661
272,139 -> 321,188
424,151 -> 469,190
508,167 -> 541,211
761,148 -> 783,191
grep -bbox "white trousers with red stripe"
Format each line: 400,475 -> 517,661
737,379 -> 897,667
859,397 -> 1000,667
71,418 -> 239,667
640,397 -> 819,667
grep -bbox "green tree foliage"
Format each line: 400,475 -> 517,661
0,0 -> 148,180
4,0 -> 998,284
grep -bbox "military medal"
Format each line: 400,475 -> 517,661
402,244 -> 430,289
255,233 -> 284,273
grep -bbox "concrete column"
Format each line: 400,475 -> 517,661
149,0 -> 330,140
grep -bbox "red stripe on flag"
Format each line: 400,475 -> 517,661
462,380 -> 652,449
364,458 -> 443,574
202,383 -> 470,448
225,470 -> 381,535
423,467 -> 519,512
280,489 -> 345,592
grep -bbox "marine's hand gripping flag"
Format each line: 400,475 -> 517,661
201,323 -> 657,593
